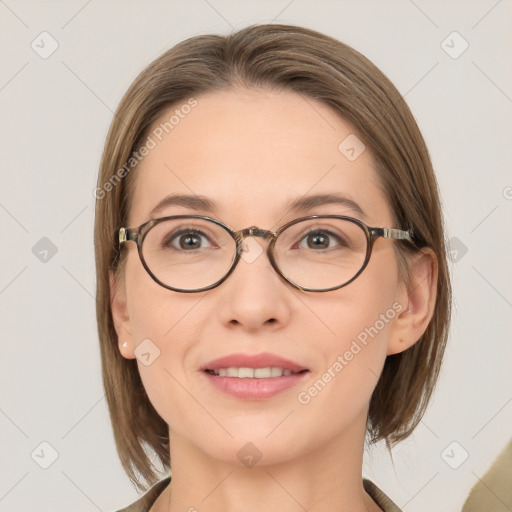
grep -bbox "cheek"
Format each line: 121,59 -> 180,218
294,249 -> 400,419
125,251 -> 205,340
124,257 -> 206,425
309,247 -> 400,354
128,295 -> 205,434
289,323 -> 394,456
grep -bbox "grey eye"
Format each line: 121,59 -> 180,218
166,229 -> 214,250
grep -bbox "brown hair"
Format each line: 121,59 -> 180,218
94,23 -> 451,490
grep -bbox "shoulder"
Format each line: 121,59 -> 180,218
462,438 -> 512,511
113,476 -> 171,512
363,479 -> 402,512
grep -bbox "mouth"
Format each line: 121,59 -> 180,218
201,352 -> 310,400
205,367 -> 308,378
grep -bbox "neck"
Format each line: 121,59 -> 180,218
153,407 -> 381,512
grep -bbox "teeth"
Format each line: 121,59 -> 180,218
210,367 -> 298,378
271,367 -> 282,377
239,367 -> 254,378
226,367 -> 239,377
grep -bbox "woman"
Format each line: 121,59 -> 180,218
94,24 -> 451,512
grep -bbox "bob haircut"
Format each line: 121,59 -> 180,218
94,23 -> 451,491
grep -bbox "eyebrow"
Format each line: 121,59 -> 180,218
149,193 -> 367,220
285,193 -> 367,219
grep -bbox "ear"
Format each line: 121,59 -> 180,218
109,269 -> 136,359
387,248 -> 438,355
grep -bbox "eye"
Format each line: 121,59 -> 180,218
165,229 -> 215,251
297,229 -> 348,250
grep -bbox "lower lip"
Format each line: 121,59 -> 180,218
203,371 -> 309,400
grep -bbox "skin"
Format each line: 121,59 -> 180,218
111,87 -> 437,512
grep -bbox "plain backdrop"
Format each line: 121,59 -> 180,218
1,1 -> 511,511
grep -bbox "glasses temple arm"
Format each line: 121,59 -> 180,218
372,227 -> 414,244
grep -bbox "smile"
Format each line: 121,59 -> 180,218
201,353 -> 310,400
205,367 -> 307,378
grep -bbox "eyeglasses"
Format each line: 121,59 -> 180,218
118,215 -> 414,293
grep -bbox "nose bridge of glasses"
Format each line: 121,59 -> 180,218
237,226 -> 276,242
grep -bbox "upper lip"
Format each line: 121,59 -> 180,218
202,352 -> 308,372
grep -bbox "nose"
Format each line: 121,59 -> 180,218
215,235 -> 292,332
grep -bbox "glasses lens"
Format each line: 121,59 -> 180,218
141,218 -> 236,290
273,217 -> 368,290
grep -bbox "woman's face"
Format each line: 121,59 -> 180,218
114,87 -> 411,466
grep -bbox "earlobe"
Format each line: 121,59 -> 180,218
109,269 -> 136,359
387,248 -> 438,356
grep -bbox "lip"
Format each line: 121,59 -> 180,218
201,352 -> 308,373
201,352 -> 310,400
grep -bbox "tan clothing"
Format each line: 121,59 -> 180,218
114,476 -> 402,512
462,438 -> 512,512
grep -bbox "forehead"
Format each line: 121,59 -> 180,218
127,87 -> 391,228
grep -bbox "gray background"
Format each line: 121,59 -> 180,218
1,0 -> 511,511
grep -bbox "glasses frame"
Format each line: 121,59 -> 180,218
118,214 -> 414,293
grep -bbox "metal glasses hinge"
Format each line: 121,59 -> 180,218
383,227 -> 413,242
119,227 -> 127,244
